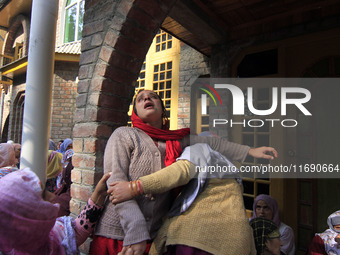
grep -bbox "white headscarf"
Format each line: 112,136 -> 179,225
317,210 -> 340,254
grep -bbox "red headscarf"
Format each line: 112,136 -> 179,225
131,110 -> 190,166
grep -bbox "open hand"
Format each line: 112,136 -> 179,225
248,147 -> 278,160
118,241 -> 147,255
90,172 -> 112,206
108,181 -> 134,204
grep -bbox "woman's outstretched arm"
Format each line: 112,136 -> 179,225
108,160 -> 195,204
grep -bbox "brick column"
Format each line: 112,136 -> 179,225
72,0 -> 178,251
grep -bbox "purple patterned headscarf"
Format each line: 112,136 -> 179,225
251,194 -> 281,226
0,168 -> 63,254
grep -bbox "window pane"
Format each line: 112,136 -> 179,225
160,63 -> 165,71
167,61 -> 172,69
159,82 -> 164,90
257,183 -> 269,195
154,65 -> 159,72
161,43 -> 166,51
166,90 -> 171,98
202,116 -> 209,125
243,196 -> 254,211
243,181 -> 254,195
153,83 -> 158,90
66,0 -> 77,6
160,72 -> 165,80
166,71 -> 172,79
167,41 -> 172,49
77,0 -> 85,40
153,74 -> 158,81
64,5 -> 77,43
257,134 -> 269,147
243,134 -> 254,147
243,125 -> 254,132
156,45 -> 160,52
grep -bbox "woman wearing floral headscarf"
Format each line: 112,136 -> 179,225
0,143 -> 18,178
251,194 -> 295,255
307,210 -> 340,255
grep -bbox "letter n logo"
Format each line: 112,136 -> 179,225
200,84 -> 222,115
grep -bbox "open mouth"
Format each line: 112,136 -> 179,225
144,102 -> 154,109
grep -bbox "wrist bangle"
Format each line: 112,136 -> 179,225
136,180 -> 144,195
132,181 -> 139,196
129,181 -> 135,197
129,181 -> 139,197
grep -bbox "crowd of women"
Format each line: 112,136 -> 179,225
0,89 -> 339,255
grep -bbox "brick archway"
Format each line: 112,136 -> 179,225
71,0 -> 178,216
3,14 -> 30,56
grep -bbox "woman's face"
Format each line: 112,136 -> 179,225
264,237 -> 282,255
255,200 -> 273,220
134,90 -> 163,128
14,145 -> 21,159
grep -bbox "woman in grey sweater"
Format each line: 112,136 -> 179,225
90,90 -> 277,255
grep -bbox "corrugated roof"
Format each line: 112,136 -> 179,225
55,41 -> 81,54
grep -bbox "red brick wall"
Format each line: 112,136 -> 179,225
50,61 -> 79,142
72,0 -> 178,217
73,1 -> 179,252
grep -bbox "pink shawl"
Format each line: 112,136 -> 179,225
0,168 -> 64,254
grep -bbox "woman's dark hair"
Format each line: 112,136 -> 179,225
132,89 -> 168,125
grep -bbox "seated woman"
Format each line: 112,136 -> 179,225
108,143 -> 263,255
251,194 -> 295,255
306,210 -> 340,255
0,168 -> 111,254
0,143 -> 18,178
250,218 -> 283,255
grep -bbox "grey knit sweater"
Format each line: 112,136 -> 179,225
94,127 -> 250,246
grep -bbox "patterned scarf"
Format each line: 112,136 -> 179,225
250,217 -> 280,255
317,210 -> 340,254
